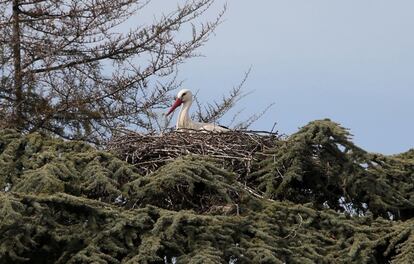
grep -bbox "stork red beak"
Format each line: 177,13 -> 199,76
166,98 -> 183,116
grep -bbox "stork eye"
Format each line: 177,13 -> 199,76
182,92 -> 187,96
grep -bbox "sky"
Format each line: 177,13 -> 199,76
141,0 -> 414,154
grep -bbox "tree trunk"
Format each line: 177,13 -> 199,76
12,0 -> 23,129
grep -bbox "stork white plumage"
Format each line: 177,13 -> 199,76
166,89 -> 229,132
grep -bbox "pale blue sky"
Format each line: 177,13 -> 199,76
142,1 -> 414,154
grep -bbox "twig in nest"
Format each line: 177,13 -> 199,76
107,130 -> 279,176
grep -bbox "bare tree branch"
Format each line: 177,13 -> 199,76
195,67 -> 251,123
0,0 -> 225,143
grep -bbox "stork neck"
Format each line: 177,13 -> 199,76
177,100 -> 193,129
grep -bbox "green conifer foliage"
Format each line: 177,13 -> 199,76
0,125 -> 413,263
0,129 -> 139,201
249,119 -> 414,219
125,157 -> 242,212
1,192 -> 413,263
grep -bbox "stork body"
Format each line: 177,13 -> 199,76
166,89 -> 228,132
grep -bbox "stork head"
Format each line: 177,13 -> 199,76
166,89 -> 192,116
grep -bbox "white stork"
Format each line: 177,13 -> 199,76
166,89 -> 229,132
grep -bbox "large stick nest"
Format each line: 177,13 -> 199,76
107,129 -> 280,176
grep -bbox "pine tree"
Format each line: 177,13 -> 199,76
0,120 -> 413,263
